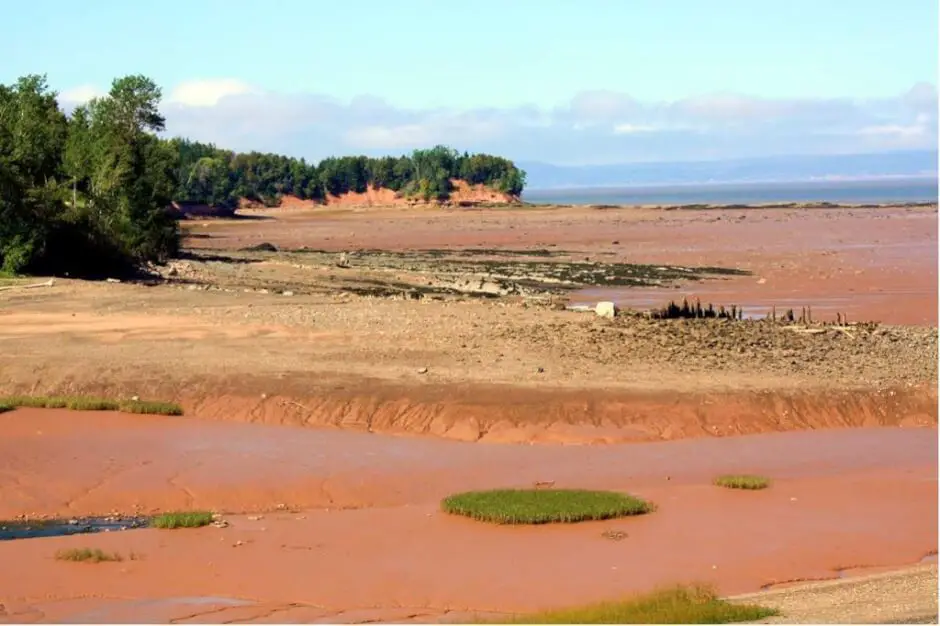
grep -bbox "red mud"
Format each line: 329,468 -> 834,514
0,409 -> 936,622
188,206 -> 938,326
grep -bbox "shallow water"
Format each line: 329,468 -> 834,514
0,516 -> 149,541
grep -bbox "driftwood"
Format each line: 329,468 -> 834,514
0,278 -> 56,292
782,324 -> 856,339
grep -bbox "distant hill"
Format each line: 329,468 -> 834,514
519,150 -> 938,190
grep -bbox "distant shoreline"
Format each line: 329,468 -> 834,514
522,177 -> 938,207
519,200 -> 938,211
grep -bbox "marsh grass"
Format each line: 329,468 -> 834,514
151,511 -> 214,529
121,400 -> 184,416
441,489 -> 653,525
0,395 -> 183,416
713,475 -> 771,490
55,548 -> 123,563
501,585 -> 779,624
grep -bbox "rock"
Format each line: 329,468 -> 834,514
247,515 -> 264,521
282,291 -> 294,297
536,367 -> 545,374
106,278 -> 121,284
417,367 -> 428,374
595,301 -> 618,318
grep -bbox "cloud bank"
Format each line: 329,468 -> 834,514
59,79 -> 938,165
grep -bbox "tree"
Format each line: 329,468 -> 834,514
0,74 -> 69,273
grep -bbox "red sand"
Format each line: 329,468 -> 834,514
0,409 -> 935,622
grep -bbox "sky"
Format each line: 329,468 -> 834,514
3,0 -> 938,165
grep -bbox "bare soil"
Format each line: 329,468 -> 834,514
0,203 -> 936,622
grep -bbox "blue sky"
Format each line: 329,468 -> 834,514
3,0 -> 938,164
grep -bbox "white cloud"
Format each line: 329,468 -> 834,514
857,124 -> 927,138
612,123 -> 662,134
59,84 -> 104,104
57,78 -> 939,164
166,78 -> 255,107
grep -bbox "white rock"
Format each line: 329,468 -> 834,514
595,301 -> 618,318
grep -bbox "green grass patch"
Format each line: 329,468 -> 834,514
713,475 -> 771,490
0,395 -> 183,416
501,584 -> 779,624
121,400 -> 184,416
151,511 -> 214,529
55,547 -> 123,563
441,489 -> 653,525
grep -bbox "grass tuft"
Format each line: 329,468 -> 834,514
713,474 -> 771,490
441,488 -> 653,525
151,510 -> 214,529
501,584 -> 778,624
120,400 -> 184,416
0,395 -> 183,416
55,548 -> 123,563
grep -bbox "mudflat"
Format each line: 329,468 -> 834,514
0,203 -> 937,623
0,409 -> 936,622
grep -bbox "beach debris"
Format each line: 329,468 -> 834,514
602,530 -> 629,541
0,278 -> 56,292
417,367 -> 428,374
595,301 -> 618,319
336,252 -> 350,268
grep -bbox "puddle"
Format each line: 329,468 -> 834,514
0,516 -> 150,541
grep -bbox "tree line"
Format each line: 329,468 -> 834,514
173,141 -> 526,209
0,73 -> 526,277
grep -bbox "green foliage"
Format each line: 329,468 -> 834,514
0,73 -> 180,277
1,71 -> 525,278
151,511 -> 214,529
713,475 -> 771,490
441,489 -> 653,525
501,585 -> 779,624
166,141 -> 526,208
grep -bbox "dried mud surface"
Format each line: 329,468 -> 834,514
0,279 -> 935,443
